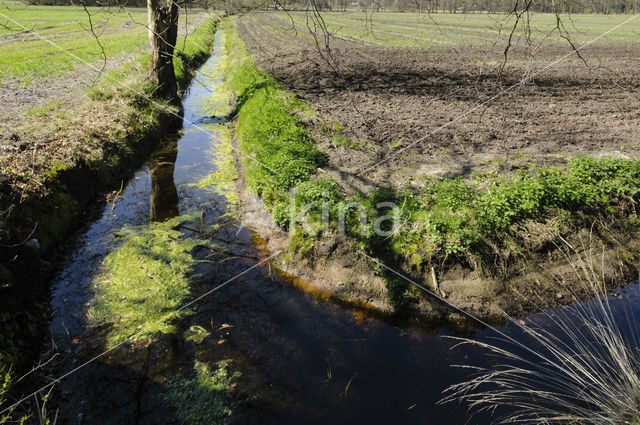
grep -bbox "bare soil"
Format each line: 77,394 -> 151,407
239,15 -> 640,192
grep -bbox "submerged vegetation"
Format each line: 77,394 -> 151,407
195,31 -> 239,205
89,215 -> 208,348
198,124 -> 240,206
165,360 -> 240,424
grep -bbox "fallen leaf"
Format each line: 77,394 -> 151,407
134,339 -> 151,350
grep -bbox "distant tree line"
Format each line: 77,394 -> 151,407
29,0 -> 212,8
271,0 -> 638,13
30,0 -> 639,15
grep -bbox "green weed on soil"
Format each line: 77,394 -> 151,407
387,157 -> 640,270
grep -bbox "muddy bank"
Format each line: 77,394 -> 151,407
239,169 -> 640,323
235,148 -> 394,314
0,18 -> 220,373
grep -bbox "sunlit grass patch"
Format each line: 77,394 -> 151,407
3,15 -> 218,214
0,8 -> 149,86
225,19 -> 329,216
0,8 -> 217,87
89,215 -> 210,348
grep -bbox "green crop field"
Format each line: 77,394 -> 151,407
0,6 -> 208,86
244,11 -> 637,49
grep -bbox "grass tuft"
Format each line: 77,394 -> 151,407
225,19 -> 329,219
442,247 -> 640,424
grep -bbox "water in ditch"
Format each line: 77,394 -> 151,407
46,28 -> 640,425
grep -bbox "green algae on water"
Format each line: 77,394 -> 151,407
196,124 -> 239,207
185,325 -> 211,345
164,359 -> 240,424
193,29 -> 239,208
89,215 -> 210,348
192,28 -> 231,118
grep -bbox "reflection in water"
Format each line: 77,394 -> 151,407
149,139 -> 179,222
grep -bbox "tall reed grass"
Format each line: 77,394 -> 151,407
443,242 -> 640,424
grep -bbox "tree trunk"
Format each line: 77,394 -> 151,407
148,0 -> 179,101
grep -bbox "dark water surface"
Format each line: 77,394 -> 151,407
47,30 -> 640,425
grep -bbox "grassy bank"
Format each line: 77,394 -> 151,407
225,19 -> 329,221
226,17 -> 640,309
0,14 -> 219,374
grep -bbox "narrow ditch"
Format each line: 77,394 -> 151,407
41,25 -> 640,425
